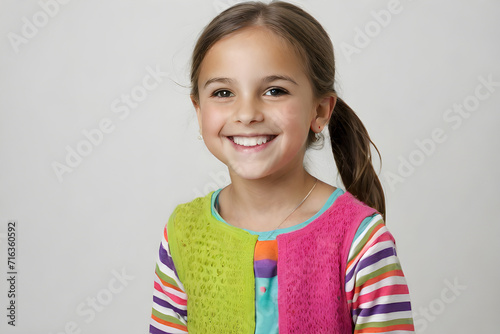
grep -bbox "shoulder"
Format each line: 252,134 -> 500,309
164,192 -> 215,276
168,192 -> 214,223
336,192 -> 380,234
346,213 -> 400,284
348,214 -> 389,260
336,191 -> 378,214
317,190 -> 379,233
166,192 -> 215,242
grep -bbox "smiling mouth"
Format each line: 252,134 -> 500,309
228,135 -> 277,147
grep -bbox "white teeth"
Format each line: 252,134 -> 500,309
232,136 -> 271,147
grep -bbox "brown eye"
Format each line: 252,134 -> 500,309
213,90 -> 234,98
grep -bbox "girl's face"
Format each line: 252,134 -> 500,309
192,26 -> 332,181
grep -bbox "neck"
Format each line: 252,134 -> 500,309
219,165 -> 318,231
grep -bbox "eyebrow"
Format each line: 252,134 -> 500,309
203,75 -> 298,89
263,75 -> 298,86
203,77 -> 234,88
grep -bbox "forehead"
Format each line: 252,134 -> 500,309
198,26 -> 308,85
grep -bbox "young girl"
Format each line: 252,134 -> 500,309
150,2 -> 414,333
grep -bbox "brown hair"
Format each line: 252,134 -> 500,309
190,1 -> 386,218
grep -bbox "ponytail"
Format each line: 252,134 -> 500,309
187,1 -> 385,217
328,98 -> 386,220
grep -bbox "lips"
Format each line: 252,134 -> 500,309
228,135 -> 276,147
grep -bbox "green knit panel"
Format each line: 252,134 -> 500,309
167,192 -> 257,334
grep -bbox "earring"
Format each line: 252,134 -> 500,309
198,131 -> 203,140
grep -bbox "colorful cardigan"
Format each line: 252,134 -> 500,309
150,191 -> 415,333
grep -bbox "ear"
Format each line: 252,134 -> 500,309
191,95 -> 202,132
311,94 -> 336,133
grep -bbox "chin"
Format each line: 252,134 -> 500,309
232,171 -> 269,181
228,164 -> 273,181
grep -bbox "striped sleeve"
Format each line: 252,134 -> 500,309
150,225 -> 189,334
345,214 -> 415,333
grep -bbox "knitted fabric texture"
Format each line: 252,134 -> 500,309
167,191 -> 377,333
167,193 -> 258,334
277,192 -> 377,333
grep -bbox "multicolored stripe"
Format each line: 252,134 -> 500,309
150,213 -> 414,333
346,215 -> 414,333
150,229 -> 188,334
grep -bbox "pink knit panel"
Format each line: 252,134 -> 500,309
277,192 -> 377,333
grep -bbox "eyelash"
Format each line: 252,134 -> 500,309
211,87 -> 289,98
212,90 -> 234,98
265,87 -> 288,96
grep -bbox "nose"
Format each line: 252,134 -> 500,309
233,96 -> 264,125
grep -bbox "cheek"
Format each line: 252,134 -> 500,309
271,103 -> 313,132
200,107 -> 223,134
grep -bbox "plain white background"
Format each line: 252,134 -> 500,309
0,0 -> 498,333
